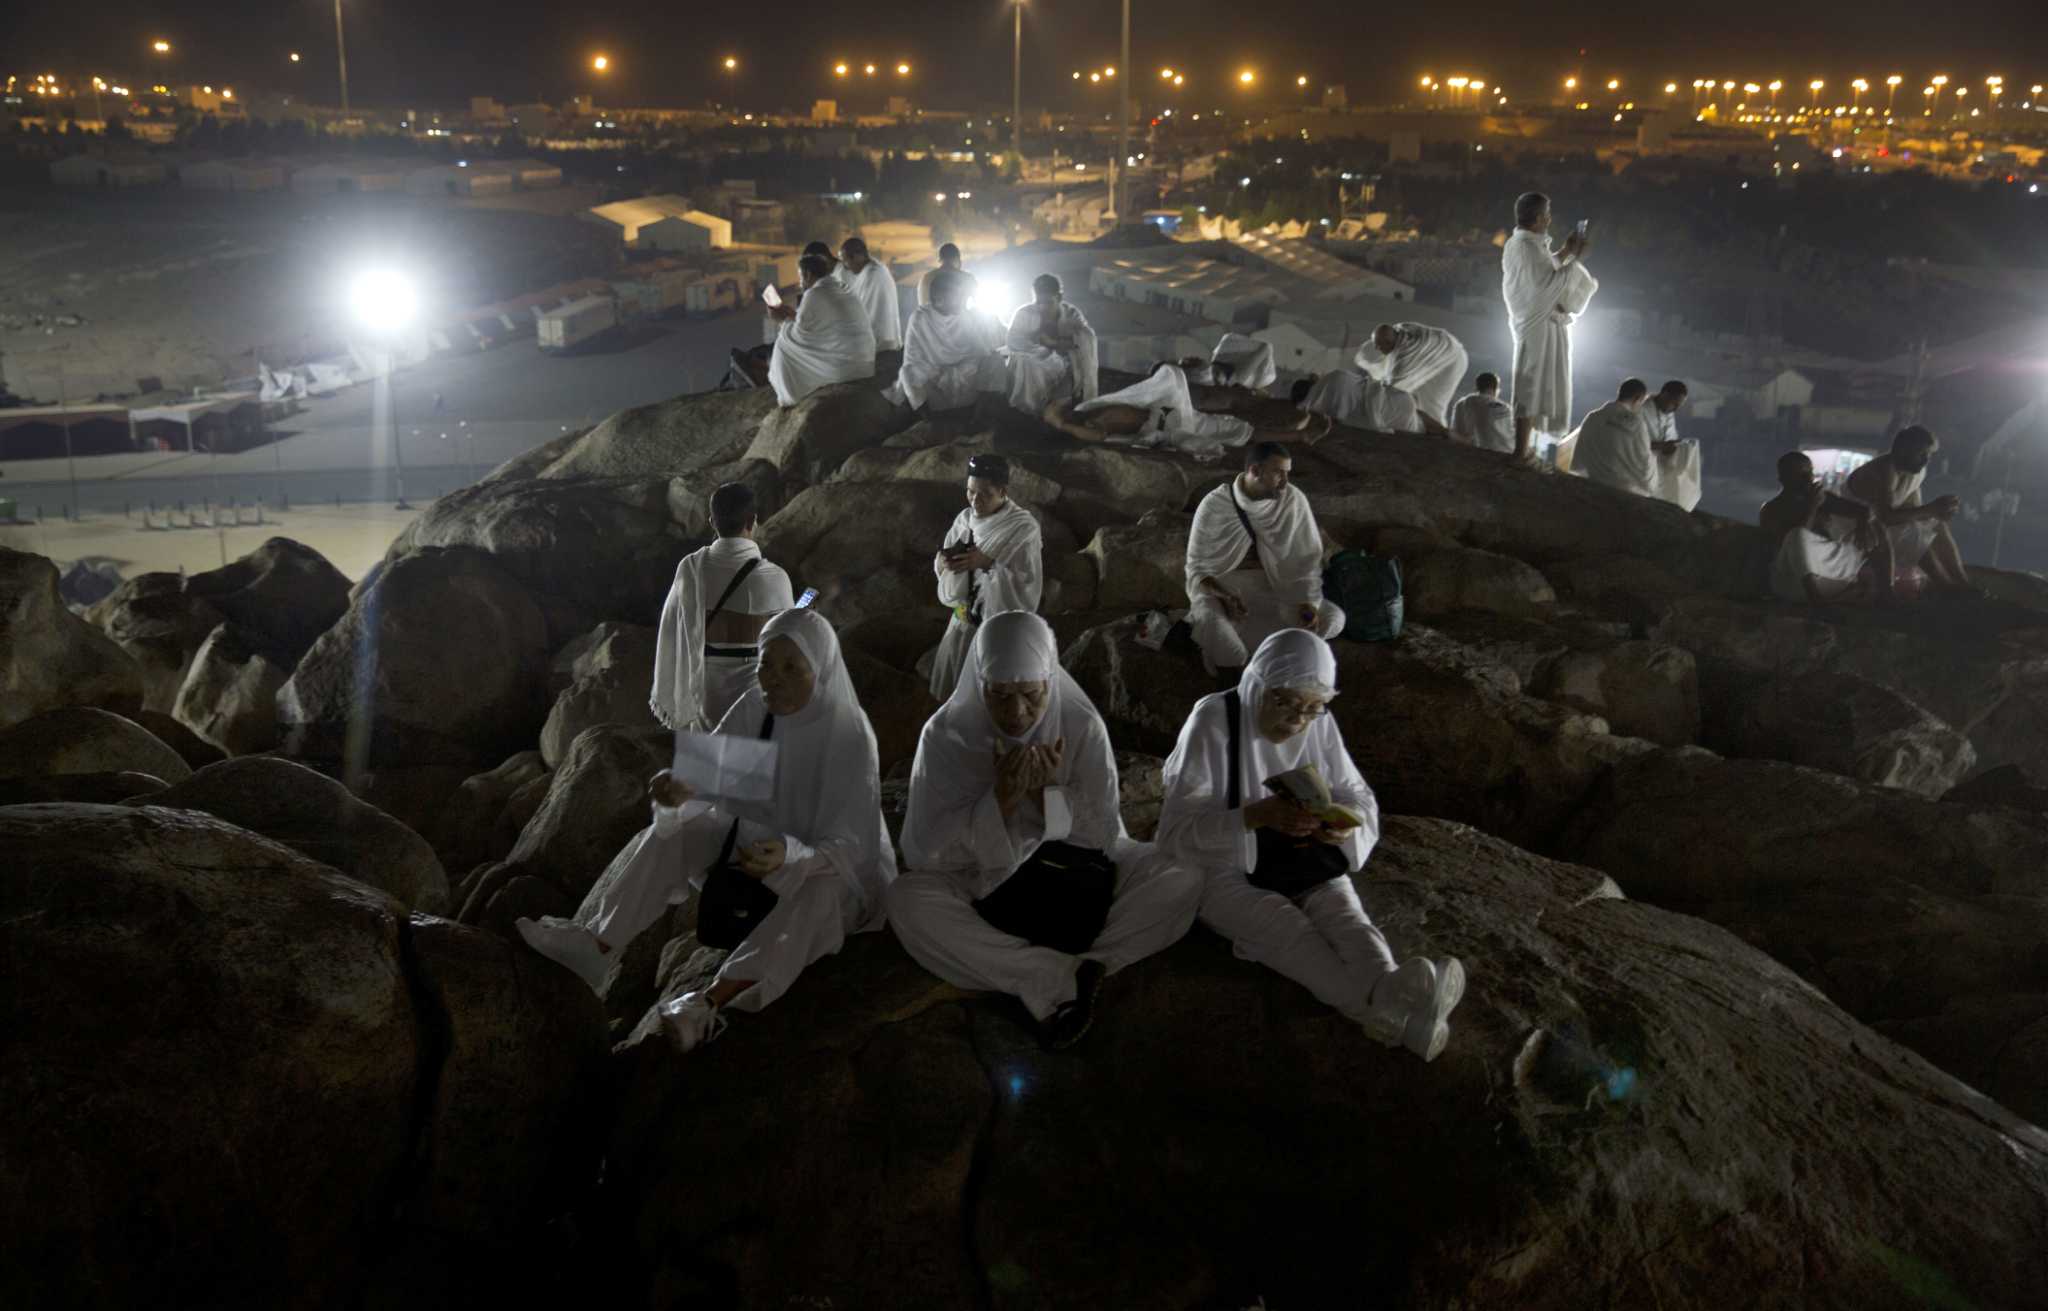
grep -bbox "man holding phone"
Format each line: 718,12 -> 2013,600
1501,192 -> 1598,463
929,453 -> 1045,698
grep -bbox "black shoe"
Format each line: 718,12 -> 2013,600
1042,959 -> 1107,1051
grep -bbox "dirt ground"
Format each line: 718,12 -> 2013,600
0,184 -> 614,405
1,500 -> 420,584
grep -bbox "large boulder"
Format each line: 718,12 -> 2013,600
845,646 -> 940,776
831,433 -> 1065,506
534,387 -> 775,480
540,621 -> 662,768
171,622 -> 286,756
1703,666 -> 1976,797
1560,747 -> 2048,1126
0,547 -> 144,726
132,757 -> 450,913
82,571 -> 223,712
1402,546 -> 1558,622
1081,510 -> 1192,614
279,546 -> 552,770
1062,616 -> 1220,756
433,750 -> 550,877
745,382 -> 910,487
606,815 -> 2048,1308
0,706 -> 192,784
1535,640 -> 1700,748
757,480 -> 974,633
182,537 -> 351,668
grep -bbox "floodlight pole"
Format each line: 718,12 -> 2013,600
387,348 -> 410,510
334,0 -> 351,114
1012,1 -> 1023,167
1116,0 -> 1130,223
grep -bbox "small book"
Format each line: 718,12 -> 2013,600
1262,763 -> 1367,830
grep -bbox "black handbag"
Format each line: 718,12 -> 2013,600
1224,691 -> 1350,899
695,713 -> 781,950
973,839 -> 1118,956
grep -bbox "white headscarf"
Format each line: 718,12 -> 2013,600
712,608 -> 897,919
901,611 -> 1126,888
1158,628 -> 1380,875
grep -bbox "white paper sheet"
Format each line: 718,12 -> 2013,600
761,283 -> 782,309
671,730 -> 779,804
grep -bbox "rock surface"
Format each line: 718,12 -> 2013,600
606,816 -> 2048,1309
82,571 -> 225,712
182,537 -> 352,668
171,622 -> 287,756
0,706 -> 193,784
1402,545 -> 1558,621
1,547 -> 144,726
1703,666 -> 1976,798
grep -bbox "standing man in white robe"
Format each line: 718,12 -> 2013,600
835,236 -> 901,356
516,610 -> 897,1052
1566,378 -> 1658,497
650,481 -> 796,733
1449,372 -> 1517,452
1843,426 -> 1981,596
1158,629 -> 1467,1061
1297,367 -> 1438,435
1502,192 -> 1597,462
930,453 -> 1043,699
767,252 -> 875,407
1355,322 -> 1468,426
889,612 -> 1201,1049
1006,274 -> 1099,412
889,269 -> 1006,413
1186,441 -> 1344,678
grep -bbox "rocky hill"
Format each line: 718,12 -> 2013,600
5,373 -> 2048,1308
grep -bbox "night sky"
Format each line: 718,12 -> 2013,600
9,0 -> 2048,112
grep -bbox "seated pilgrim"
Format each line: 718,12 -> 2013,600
929,453 -> 1044,700
887,612 -> 1201,1050
1185,332 -> 1280,393
517,609 -> 896,1053
834,236 -> 902,355
1158,629 -> 1467,1061
1005,274 -> 1100,413
1759,450 -> 1896,606
888,268 -> 1006,414
917,242 -> 976,307
1448,372 -> 1517,453
1562,378 -> 1656,494
766,251 -> 876,408
1296,367 -> 1445,436
651,481 -> 795,733
1186,442 -> 1345,679
1842,425 -> 1982,598
1352,321 -> 1469,428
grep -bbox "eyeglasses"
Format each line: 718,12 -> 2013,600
1267,694 -> 1330,719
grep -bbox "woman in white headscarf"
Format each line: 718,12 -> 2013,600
1157,628 -> 1467,1062
517,608 -> 896,1052
890,611 -> 1199,1048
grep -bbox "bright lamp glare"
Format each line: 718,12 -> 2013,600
350,270 -> 418,335
970,277 -> 1016,323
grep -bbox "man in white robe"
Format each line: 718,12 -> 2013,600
889,612 -> 1200,1048
1501,192 -> 1597,461
1566,378 -> 1659,498
1759,451 -> 1894,605
1449,372 -> 1516,453
835,236 -> 901,353
1205,333 -> 1279,391
1843,426 -> 1980,595
1642,380 -> 1703,510
1297,367 -> 1435,435
1186,442 -> 1344,676
1355,322 -> 1468,426
889,269 -> 1006,413
930,453 -> 1044,699
1063,363 -> 1255,458
917,242 -> 975,308
767,252 -> 875,407
1006,274 -> 1099,412
1158,629 -> 1466,1060
651,481 -> 796,733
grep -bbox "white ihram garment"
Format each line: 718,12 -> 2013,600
1209,333 -> 1279,390
889,613 -> 1199,1020
889,305 -> 1007,411
1849,463 -> 1940,577
929,499 -> 1045,699
579,609 -> 896,1014
1006,300 -> 1100,410
1449,392 -> 1516,453
1185,477 -> 1343,671
1567,401 -> 1658,498
650,537 -> 796,732
1770,524 -> 1870,602
1502,229 -> 1597,435
1077,363 -> 1254,459
836,258 -> 903,351
768,279 -> 876,407
1158,629 -> 1395,1021
1298,368 -> 1424,434
1354,323 -> 1468,425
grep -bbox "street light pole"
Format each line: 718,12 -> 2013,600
387,350 -> 410,510
1012,0 -> 1023,168
1116,0 -> 1129,224
333,0 -> 350,114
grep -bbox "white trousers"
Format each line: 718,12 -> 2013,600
576,815 -> 857,1014
1189,568 -> 1346,672
1198,870 -> 1396,1021
886,856 -> 1200,1020
1407,344 -> 1469,427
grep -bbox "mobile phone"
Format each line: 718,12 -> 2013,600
1574,219 -> 1590,238
794,587 -> 818,609
761,283 -> 783,308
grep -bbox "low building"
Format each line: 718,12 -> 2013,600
584,194 -> 698,246
290,160 -> 406,194
1230,233 -> 1416,302
640,211 -> 734,251
501,158 -> 564,189
404,162 -> 515,196
1089,255 -> 1293,326
180,158 -> 287,191
50,152 -> 167,187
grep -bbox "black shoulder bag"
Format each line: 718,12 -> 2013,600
1224,690 -> 1349,900
695,712 -> 782,950
701,557 -> 763,655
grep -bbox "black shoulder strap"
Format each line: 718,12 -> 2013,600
706,556 -> 763,625
1227,480 -> 1258,548
1223,690 -> 1242,810
714,712 -> 778,867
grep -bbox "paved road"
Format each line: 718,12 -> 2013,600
2,311 -> 767,517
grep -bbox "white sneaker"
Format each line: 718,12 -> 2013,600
514,916 -> 611,993
658,991 -> 728,1053
1367,957 -> 1467,1063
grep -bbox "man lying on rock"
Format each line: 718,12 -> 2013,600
1759,451 -> 1898,607
517,609 -> 897,1053
1037,364 -> 1326,459
1186,442 -> 1345,682
888,612 -> 1201,1049
1158,628 -> 1467,1061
